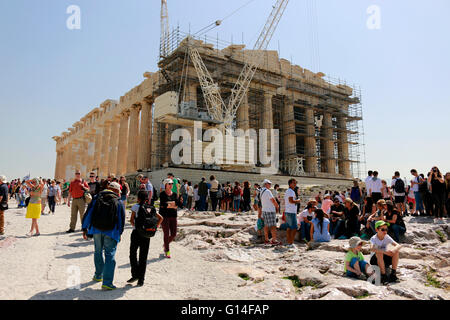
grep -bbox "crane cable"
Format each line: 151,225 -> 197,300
193,0 -> 257,37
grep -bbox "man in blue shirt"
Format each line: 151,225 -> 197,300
82,182 -> 125,290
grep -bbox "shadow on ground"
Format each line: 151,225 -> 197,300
29,281 -> 134,300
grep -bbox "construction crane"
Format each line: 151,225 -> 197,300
188,0 -> 290,130
160,0 -> 170,59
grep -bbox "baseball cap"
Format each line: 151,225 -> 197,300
375,221 -> 390,229
108,182 -> 121,191
349,236 -> 363,249
262,179 -> 272,185
164,178 -> 174,185
377,199 -> 386,206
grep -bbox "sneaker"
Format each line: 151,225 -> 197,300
381,274 -> 389,285
137,280 -> 144,287
165,251 -> 171,259
92,276 -> 103,282
389,272 -> 399,283
66,229 -> 75,233
127,277 -> 139,284
101,284 -> 117,291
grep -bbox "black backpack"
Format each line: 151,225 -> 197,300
91,191 -> 119,231
135,204 -> 159,239
394,179 -> 405,194
418,179 -> 428,193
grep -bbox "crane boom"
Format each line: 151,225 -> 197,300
160,0 -> 170,58
188,43 -> 226,122
224,0 -> 289,128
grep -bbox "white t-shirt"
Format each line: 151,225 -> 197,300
187,185 -> 194,197
411,176 -> 420,192
260,188 -> 276,212
365,176 -> 373,194
370,234 -> 394,252
41,184 -> 48,198
284,188 -> 298,213
371,178 -> 383,193
391,178 -> 405,196
299,209 -> 315,224
130,204 -> 141,230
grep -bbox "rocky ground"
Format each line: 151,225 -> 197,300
0,198 -> 448,300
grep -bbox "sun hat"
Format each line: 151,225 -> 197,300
377,199 -> 386,206
0,175 -> 7,183
375,221 -> 390,230
108,182 -> 121,191
349,236 -> 364,249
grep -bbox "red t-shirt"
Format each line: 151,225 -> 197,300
69,179 -> 89,199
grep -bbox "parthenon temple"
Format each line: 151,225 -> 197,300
53,32 -> 364,184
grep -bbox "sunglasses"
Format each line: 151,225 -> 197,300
75,173 -> 81,175
380,228 -> 388,232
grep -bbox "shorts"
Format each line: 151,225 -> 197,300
407,197 -> 415,204
372,192 -> 382,204
120,195 -> 127,201
394,196 -> 405,204
262,211 -> 277,228
285,212 -> 298,230
346,258 -> 368,277
370,253 -> 393,267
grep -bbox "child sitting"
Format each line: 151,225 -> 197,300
344,237 -> 374,280
369,221 -> 402,284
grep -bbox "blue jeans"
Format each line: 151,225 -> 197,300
233,199 -> 240,211
299,222 -> 311,241
390,224 -> 406,242
199,194 -> 207,211
330,219 -> 344,237
93,233 -> 118,287
414,191 -> 424,212
346,257 -> 368,277
182,194 -> 188,208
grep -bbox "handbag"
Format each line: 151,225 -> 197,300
84,191 -> 93,204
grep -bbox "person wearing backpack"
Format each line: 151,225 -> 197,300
128,190 -> 163,286
81,182 -> 125,291
391,172 -> 406,216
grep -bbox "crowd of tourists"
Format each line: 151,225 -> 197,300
0,165 -> 448,289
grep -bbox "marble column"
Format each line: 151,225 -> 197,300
236,93 -> 250,131
86,132 -> 96,174
94,130 -> 102,175
55,150 -> 62,179
138,100 -> 153,171
108,118 -> 120,175
262,92 -> 274,159
338,112 -> 351,177
100,122 -> 112,178
116,110 -> 130,176
80,138 -> 89,178
323,112 -> 336,174
127,105 -> 141,174
305,108 -> 317,174
283,97 -> 296,160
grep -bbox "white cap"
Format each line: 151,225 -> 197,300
108,182 -> 121,191
0,175 -> 7,183
164,178 -> 174,185
262,179 -> 272,185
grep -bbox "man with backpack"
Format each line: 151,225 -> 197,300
82,182 -> 126,291
391,172 -> 406,216
128,190 -> 163,286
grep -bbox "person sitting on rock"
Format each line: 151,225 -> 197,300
298,202 -> 315,243
369,221 -> 401,284
383,200 -> 406,242
345,236 -> 375,280
310,209 -> 331,243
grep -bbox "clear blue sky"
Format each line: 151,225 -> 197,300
1,0 -> 449,181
